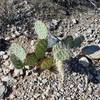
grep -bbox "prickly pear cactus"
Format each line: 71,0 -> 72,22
10,54 -> 24,69
25,53 -> 38,66
35,39 -> 48,59
53,42 -> 71,61
34,20 -> 48,39
9,43 -> 26,62
62,35 -> 74,48
9,43 -> 26,69
74,35 -> 85,47
40,57 -> 54,70
25,39 -> 47,66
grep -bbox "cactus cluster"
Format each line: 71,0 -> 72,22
9,20 -> 85,76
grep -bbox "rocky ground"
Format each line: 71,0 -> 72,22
0,0 -> 100,100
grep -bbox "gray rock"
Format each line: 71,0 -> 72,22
0,83 -> 6,97
82,45 -> 100,59
3,54 -> 9,60
0,51 -> 5,56
79,57 -> 89,67
1,75 -> 13,84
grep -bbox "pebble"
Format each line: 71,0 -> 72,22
25,65 -> 30,69
5,37 -> 10,41
3,61 -> 10,66
15,31 -> 21,36
34,93 -> 40,98
82,45 -> 100,59
0,83 -> 6,97
72,18 -> 77,24
1,75 -> 13,83
79,57 -> 89,67
2,68 -> 10,75
66,97 -> 72,100
52,19 -> 58,26
13,69 -> 23,77
0,51 -> 5,56
9,93 -> 15,99
11,34 -> 16,38
87,28 -> 92,34
3,54 -> 9,60
30,40 -> 34,46
8,63 -> 14,70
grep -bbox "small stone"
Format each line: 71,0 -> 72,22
8,63 -> 14,70
1,75 -> 13,83
34,93 -> 40,98
13,69 -> 23,77
3,54 -> 9,60
87,28 -> 92,34
52,19 -> 58,26
11,34 -> 16,38
15,31 -> 21,36
72,18 -> 78,24
5,37 -> 10,41
9,94 -> 15,99
25,65 -> 30,69
3,61 -> 10,66
2,68 -> 10,75
79,57 -> 89,67
42,79 -> 47,84
66,97 -> 72,100
82,45 -> 100,59
0,51 -> 5,56
30,40 -> 35,46
0,84 -> 6,97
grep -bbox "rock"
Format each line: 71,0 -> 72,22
13,69 -> 23,77
2,68 -> 10,75
11,34 -> 16,38
25,65 -> 30,69
30,40 -> 35,46
72,18 -> 78,24
0,83 -> 6,97
1,75 -> 13,83
15,31 -> 21,36
66,97 -> 72,100
0,51 -> 5,56
79,57 -> 89,67
3,54 -> 9,60
52,19 -> 58,26
82,45 -> 100,59
87,28 -> 92,34
34,93 -> 40,98
3,61 -> 10,66
0,39 -> 10,51
5,37 -> 10,41
8,63 -> 14,70
9,93 -> 15,99
48,33 -> 59,48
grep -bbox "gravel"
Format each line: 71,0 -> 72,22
0,0 -> 100,100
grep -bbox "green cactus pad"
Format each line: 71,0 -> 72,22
74,35 -> 85,47
9,43 -> 26,63
9,43 -> 26,69
35,39 -> 47,59
34,20 -> 48,39
62,35 -> 74,48
40,57 -> 54,70
25,53 -> 38,66
10,54 -> 24,69
53,42 -> 71,61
